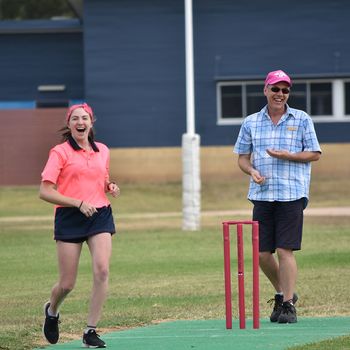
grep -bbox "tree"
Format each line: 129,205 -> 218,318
0,0 -> 76,20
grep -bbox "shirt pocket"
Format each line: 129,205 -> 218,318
280,126 -> 303,152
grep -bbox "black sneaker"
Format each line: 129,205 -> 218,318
268,293 -> 298,322
42,301 -> 60,344
278,301 -> 297,323
82,329 -> 106,348
268,294 -> 283,322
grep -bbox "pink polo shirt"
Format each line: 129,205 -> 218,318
41,138 -> 111,208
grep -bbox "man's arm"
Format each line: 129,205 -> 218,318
266,149 -> 321,162
237,154 -> 266,184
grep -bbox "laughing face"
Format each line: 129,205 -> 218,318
264,82 -> 290,113
67,107 -> 93,142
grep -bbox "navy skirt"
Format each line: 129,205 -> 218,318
54,205 -> 116,241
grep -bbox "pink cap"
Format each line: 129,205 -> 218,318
66,103 -> 94,123
264,70 -> 292,87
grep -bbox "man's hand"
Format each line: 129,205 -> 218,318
266,149 -> 291,160
251,168 -> 266,185
266,149 -> 320,162
237,154 -> 266,184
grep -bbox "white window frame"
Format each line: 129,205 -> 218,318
217,78 -> 350,125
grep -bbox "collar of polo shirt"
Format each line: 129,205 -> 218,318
68,134 -> 100,152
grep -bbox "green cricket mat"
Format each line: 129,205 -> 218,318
36,317 -> 350,350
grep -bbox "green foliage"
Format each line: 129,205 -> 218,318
0,0 -> 76,20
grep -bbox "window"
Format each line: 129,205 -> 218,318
286,83 -> 306,111
221,85 -> 242,119
246,85 -> 266,115
345,82 -> 350,116
310,83 -> 332,115
217,78 -> 348,124
217,82 -> 265,123
288,82 -> 332,116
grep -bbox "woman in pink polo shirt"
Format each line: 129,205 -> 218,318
40,103 -> 119,348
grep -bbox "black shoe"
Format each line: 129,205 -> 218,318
82,329 -> 106,348
278,301 -> 297,323
42,302 -> 60,344
268,294 -> 283,322
268,293 -> 298,322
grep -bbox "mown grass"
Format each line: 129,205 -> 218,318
287,336 -> 350,350
0,181 -> 349,350
1,172 -> 349,218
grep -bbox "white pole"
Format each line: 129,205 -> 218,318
182,0 -> 200,231
184,0 -> 195,135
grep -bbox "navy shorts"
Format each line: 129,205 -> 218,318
252,199 -> 304,253
54,205 -> 116,242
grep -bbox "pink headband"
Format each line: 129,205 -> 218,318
66,103 -> 94,123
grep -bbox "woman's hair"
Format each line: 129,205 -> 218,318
59,126 -> 95,142
58,125 -> 95,142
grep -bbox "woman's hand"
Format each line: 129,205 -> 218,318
78,201 -> 98,217
107,182 -> 121,198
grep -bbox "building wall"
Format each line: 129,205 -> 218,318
84,0 -> 350,147
1,1 -> 350,185
0,20 -> 84,104
0,21 -> 85,186
0,109 -> 64,185
0,108 -> 348,186
84,0 -> 186,147
0,1 -> 349,148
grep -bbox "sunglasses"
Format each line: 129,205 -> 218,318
270,86 -> 290,94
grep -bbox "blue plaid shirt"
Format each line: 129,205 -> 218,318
234,105 -> 321,206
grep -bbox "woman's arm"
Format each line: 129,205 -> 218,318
39,181 -> 97,217
39,181 -> 81,207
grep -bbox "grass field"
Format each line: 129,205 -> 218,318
0,178 -> 350,350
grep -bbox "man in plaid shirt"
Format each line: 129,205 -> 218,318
234,70 -> 321,324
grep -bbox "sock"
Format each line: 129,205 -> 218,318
84,325 -> 96,334
47,307 -> 58,318
276,292 -> 283,296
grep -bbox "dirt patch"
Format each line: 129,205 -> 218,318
1,207 -> 349,225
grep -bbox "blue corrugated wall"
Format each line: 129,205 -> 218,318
84,0 -> 350,147
1,1 -> 349,146
0,20 -> 83,102
84,0 -> 186,147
